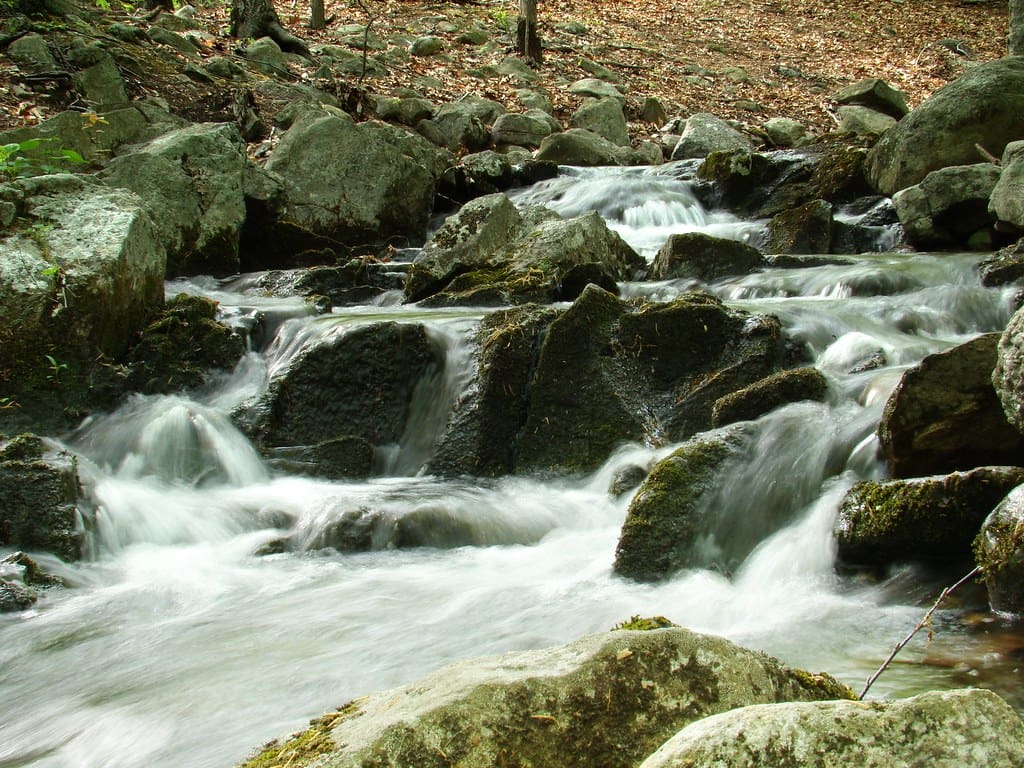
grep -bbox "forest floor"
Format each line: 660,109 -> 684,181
0,0 -> 1012,135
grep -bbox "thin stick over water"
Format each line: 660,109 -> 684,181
859,565 -> 982,700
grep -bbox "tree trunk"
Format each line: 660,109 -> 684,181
310,0 -> 326,31
516,0 -> 542,65
1012,0 -> 1024,56
230,0 -> 311,58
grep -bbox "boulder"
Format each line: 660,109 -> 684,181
881,333 -> 1024,478
243,37 -> 287,76
694,148 -> 819,219
835,466 -> 1024,569
763,117 -> 810,148
264,436 -> 375,480
990,140 -> 1024,232
994,305 -> 1024,435
124,294 -> 245,395
0,174 -> 165,428
253,258 -> 408,307
670,113 -> 753,161
264,112 -> 451,247
649,232 -> 766,282
7,32 -> 58,73
836,105 -> 897,137
101,122 -> 247,277
73,57 -> 129,110
613,430 -> 747,582
866,57 -> 1024,196
639,689 -> 1024,768
409,35 -> 444,56
711,367 -> 828,427
832,77 -> 910,119
570,97 -> 630,147
370,95 -> 435,127
567,77 -> 626,103
0,579 -> 38,612
974,484 -> 1024,614
535,128 -> 639,166
490,110 -> 560,149
766,199 -> 833,254
239,627 -> 851,768
0,435 -> 83,561
977,238 -> 1024,287
236,322 -> 441,458
892,163 -> 1001,249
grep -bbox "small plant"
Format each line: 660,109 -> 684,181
44,354 -> 68,384
0,139 -> 85,180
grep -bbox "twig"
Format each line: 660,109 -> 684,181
859,565 -> 981,700
975,143 -> 1001,165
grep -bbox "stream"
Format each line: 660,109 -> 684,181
1,162 -> 1021,768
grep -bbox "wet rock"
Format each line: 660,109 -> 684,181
0,436 -> 83,561
256,258 -> 407,306
881,333 -> 1024,478
990,140 -> 1024,232
101,122 -> 247,277
0,550 -> 64,587
835,466 -> 1024,569
974,484 -> 1024,614
125,294 -> 245,395
980,239 -> 1024,287
695,148 -> 818,219
0,580 -> 37,612
670,113 -> 752,161
766,199 -> 833,255
237,322 -> 441,452
240,627 -> 851,768
609,463 -> 651,497
264,111 -> 452,248
265,436 -> 375,480
639,689 -> 1024,768
571,97 -> 629,147
712,367 -> 828,427
892,163 -> 1001,250
614,430 -> 746,582
833,77 -> 910,119
866,58 -> 1024,196
649,232 -> 765,282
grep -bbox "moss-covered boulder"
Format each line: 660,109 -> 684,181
711,367 -> 828,427
639,689 -> 1024,768
0,434 -> 83,561
238,627 -> 851,768
613,429 -> 747,582
879,333 -> 1024,478
993,304 -> 1024,436
835,466 -> 1024,569
648,232 -> 766,282
125,294 -> 245,396
974,484 -> 1024,614
892,163 -> 1002,250
235,322 -> 440,473
766,199 -> 833,255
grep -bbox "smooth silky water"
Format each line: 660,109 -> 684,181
2,163 -> 1021,768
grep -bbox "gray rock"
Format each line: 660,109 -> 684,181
491,110 -> 560,148
866,57 -> 1024,196
712,367 -> 828,427
0,580 -> 37,612
101,123 -> 246,277
883,333 -> 1024,477
835,466 -> 1024,569
409,35 -> 444,56
0,437 -> 83,561
7,32 -> 57,73
148,27 -> 201,57
763,116 -> 810,148
515,87 -> 552,113
614,430 -> 747,581
671,113 -> 753,161
243,627 -> 851,768
265,112 -> 451,246
639,689 -> 1024,768
640,97 -> 668,126
975,484 -> 1024,614
977,238 -> 1024,287
836,104 -> 897,137
244,37 -> 287,76
571,96 -> 629,147
649,232 -> 765,282
766,199 -> 833,254
429,96 -> 505,152
370,95 -> 435,126
993,304 -> 1024,435
578,57 -> 620,83
832,77 -> 910,119
892,163 -> 1001,249
536,128 -> 648,166
497,56 -> 541,83
990,140 -> 1024,231
568,77 -> 626,103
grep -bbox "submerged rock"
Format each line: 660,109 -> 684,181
835,466 -> 1024,569
238,627 -> 851,768
974,484 -> 1024,614
639,689 -> 1024,768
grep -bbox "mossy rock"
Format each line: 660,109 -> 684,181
711,366 -> 828,427
836,466 -> 1024,569
974,484 -> 1024,614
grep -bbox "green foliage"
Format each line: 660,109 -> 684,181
612,615 -> 677,631
44,354 -> 68,384
0,139 -> 85,180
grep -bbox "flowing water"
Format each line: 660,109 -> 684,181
2,162 -> 1022,768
